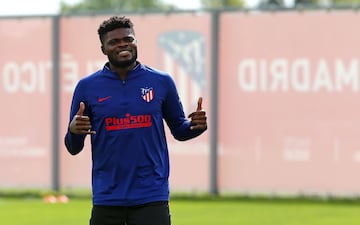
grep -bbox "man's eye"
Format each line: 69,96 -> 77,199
123,37 -> 135,43
108,40 -> 117,45
108,37 -> 135,45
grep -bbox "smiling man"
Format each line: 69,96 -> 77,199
64,16 -> 207,225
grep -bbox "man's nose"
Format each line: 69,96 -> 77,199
118,40 -> 129,46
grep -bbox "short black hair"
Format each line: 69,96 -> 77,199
97,16 -> 134,44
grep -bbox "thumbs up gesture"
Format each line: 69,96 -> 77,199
69,102 -> 96,135
188,97 -> 207,131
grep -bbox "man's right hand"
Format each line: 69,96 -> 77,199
69,102 -> 96,135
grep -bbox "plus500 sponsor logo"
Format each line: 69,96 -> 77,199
105,113 -> 152,131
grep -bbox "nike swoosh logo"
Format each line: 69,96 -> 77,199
98,96 -> 112,103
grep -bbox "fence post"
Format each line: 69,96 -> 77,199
51,15 -> 60,192
210,10 -> 219,195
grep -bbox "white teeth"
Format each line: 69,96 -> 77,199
118,51 -> 130,56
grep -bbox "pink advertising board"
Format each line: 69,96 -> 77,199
0,18 -> 53,187
218,11 -> 360,194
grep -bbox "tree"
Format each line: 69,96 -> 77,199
331,0 -> 360,4
259,0 -> 360,8
294,0 -> 318,5
200,0 -> 245,9
60,0 -> 176,14
295,0 -> 360,7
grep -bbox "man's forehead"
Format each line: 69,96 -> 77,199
107,28 -> 134,36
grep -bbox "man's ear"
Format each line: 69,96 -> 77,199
101,45 -> 106,55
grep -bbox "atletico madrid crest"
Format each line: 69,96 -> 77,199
141,87 -> 154,102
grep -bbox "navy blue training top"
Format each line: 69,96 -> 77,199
64,62 -> 204,206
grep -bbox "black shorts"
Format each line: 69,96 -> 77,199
89,201 -> 171,225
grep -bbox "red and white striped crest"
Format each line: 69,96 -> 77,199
141,87 -> 154,102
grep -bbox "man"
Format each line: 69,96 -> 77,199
64,16 -> 207,225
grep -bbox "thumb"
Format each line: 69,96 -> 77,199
77,102 -> 85,116
196,97 -> 203,112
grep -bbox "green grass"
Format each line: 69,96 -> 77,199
172,198 -> 360,225
1,197 -> 360,225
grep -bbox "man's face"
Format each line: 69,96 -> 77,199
101,28 -> 137,68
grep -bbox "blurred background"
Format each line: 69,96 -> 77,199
1,0 -> 360,200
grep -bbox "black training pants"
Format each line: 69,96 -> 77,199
90,201 -> 171,225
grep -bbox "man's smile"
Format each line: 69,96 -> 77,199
118,50 -> 131,57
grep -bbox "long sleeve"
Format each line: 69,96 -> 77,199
64,131 -> 86,155
162,76 -> 206,141
64,80 -> 88,155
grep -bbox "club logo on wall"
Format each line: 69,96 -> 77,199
158,31 -> 207,112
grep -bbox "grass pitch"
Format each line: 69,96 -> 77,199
1,197 -> 360,225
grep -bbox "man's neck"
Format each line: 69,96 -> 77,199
110,62 -> 137,81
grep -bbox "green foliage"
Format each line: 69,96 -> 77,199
294,0 -> 360,6
270,0 -> 360,7
60,0 -> 176,14
200,0 -> 244,9
332,0 -> 360,4
59,0 -> 360,13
